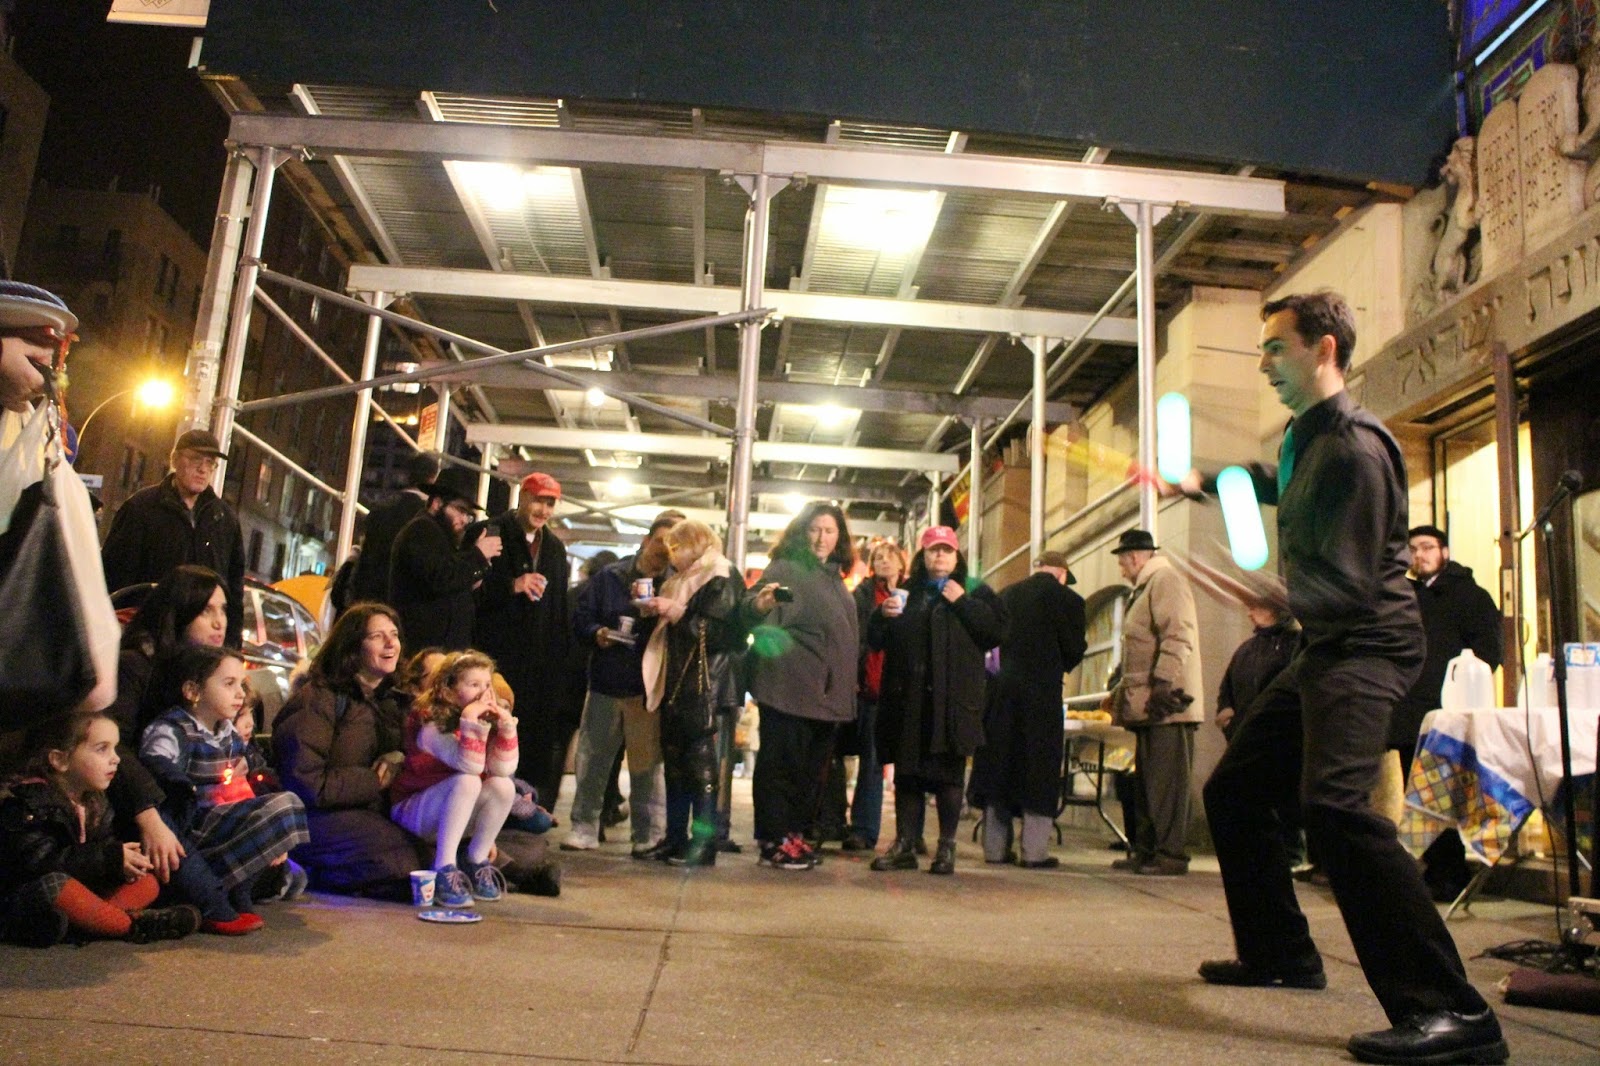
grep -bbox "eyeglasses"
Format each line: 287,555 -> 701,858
0,325 -> 78,369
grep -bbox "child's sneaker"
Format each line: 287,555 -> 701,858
465,861 -> 506,902
201,912 -> 264,936
434,865 -> 474,908
126,904 -> 202,944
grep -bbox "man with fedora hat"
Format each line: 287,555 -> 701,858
101,426 -> 247,645
1107,528 -> 1202,877
465,471 -> 573,816
389,468 -> 502,652
969,549 -> 1087,868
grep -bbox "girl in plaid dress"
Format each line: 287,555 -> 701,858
140,646 -> 309,920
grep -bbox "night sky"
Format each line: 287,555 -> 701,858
10,0 -> 228,247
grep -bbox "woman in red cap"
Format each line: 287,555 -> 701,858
867,526 -> 1005,876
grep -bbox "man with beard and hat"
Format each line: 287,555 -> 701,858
465,472 -> 572,819
388,470 -> 501,653
1392,523 -> 1502,902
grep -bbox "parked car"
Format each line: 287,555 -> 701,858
110,576 -> 324,737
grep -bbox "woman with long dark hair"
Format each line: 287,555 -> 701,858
742,501 -> 859,871
270,602 -> 424,899
869,526 -> 1005,876
102,565 -> 230,895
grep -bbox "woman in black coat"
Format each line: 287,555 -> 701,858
868,527 -> 1005,875
641,520 -> 745,867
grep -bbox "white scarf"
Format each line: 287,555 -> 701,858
642,549 -> 731,712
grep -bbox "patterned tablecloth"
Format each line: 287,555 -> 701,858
1399,707 -> 1598,866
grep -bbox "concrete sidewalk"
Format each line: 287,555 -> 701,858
2,783 -> 1596,1064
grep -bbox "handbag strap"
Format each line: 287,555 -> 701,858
668,621 -> 711,704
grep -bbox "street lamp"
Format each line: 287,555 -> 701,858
77,378 -> 177,440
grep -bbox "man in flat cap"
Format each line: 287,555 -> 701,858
970,550 -> 1087,868
101,426 -> 247,646
467,471 -> 573,816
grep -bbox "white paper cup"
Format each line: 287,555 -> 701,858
617,616 -> 636,636
890,589 -> 909,608
409,869 -> 436,907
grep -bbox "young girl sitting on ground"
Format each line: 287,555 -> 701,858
389,650 -> 519,907
140,646 -> 311,924
0,711 -> 201,947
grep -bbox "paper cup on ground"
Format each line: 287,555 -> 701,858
409,869 -> 436,907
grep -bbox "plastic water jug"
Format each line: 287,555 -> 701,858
1523,653 -> 1556,710
1440,648 -> 1494,710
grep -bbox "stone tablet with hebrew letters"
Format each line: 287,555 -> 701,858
1478,99 -> 1524,278
1518,64 -> 1587,253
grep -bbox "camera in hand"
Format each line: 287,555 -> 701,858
772,586 -> 794,603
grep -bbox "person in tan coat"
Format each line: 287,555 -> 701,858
1108,529 -> 1202,876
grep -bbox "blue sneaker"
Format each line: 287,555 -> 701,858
434,865 -> 474,908
465,861 -> 505,902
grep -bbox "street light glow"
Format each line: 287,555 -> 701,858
136,378 -> 176,409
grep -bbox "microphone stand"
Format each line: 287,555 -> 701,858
1519,501 -> 1593,971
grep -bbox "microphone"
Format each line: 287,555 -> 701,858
1522,469 -> 1582,535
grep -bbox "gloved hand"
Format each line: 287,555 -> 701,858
1145,680 -> 1194,722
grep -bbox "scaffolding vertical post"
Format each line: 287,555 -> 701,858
726,173 -> 777,573
1120,200 -> 1166,533
210,145 -> 282,493
926,473 -> 940,536
968,418 -> 983,577
1029,335 -> 1048,565
335,290 -> 387,564
182,149 -> 253,434
477,445 -> 494,510
433,385 -> 451,453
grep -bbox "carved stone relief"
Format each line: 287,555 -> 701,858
1518,64 -> 1587,252
1479,100 -> 1524,278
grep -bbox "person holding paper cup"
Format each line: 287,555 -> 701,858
868,526 -> 1005,876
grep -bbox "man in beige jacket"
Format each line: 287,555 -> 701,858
1108,529 -> 1203,876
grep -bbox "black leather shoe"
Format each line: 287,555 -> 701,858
632,840 -> 676,862
870,838 -> 918,872
1019,856 -> 1061,869
928,840 -> 956,876
1197,958 -> 1327,990
1346,1009 -> 1507,1065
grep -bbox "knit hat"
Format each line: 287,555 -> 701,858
0,281 -> 77,333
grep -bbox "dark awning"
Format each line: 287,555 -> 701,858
199,0 -> 1455,187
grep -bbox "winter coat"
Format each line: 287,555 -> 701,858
741,557 -> 859,723
1390,560 -> 1504,749
1111,554 -> 1203,728
466,513 -> 572,720
351,487 -> 429,604
573,556 -> 659,698
100,474 -> 246,645
870,579 -> 1006,767
969,572 -> 1087,814
389,509 -> 491,652
1215,618 -> 1299,740
272,679 -> 409,814
0,781 -> 123,896
660,575 -> 746,738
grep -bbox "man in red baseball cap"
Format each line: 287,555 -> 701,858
467,470 -> 574,814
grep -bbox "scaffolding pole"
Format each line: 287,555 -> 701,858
230,424 -> 361,514
210,146 -> 282,492
183,149 -> 253,434
1122,200 -> 1166,533
968,419 -> 983,576
1029,335 -> 1048,565
336,291 -> 387,564
248,269 -> 757,436
727,173 -> 779,573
